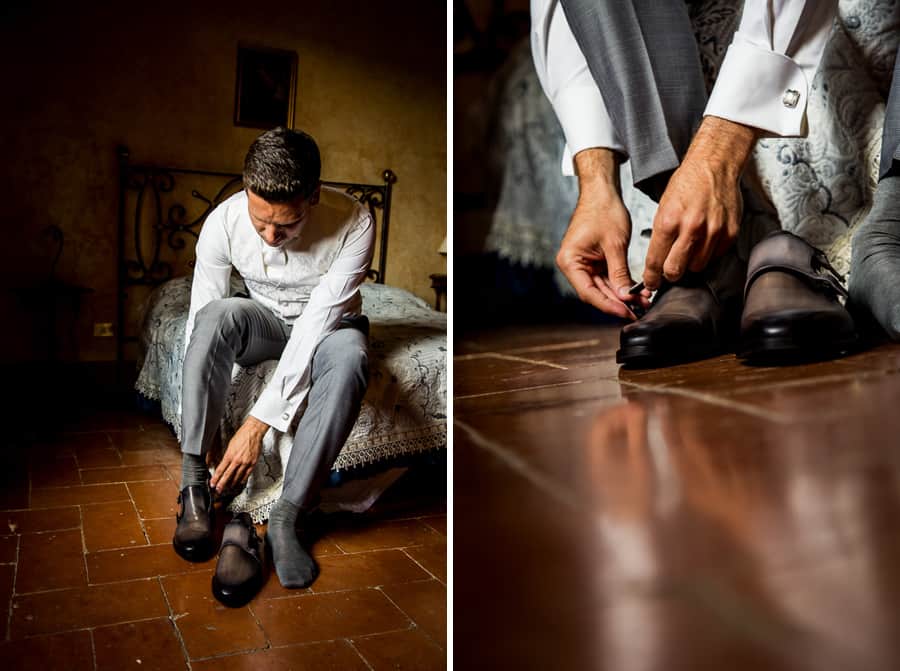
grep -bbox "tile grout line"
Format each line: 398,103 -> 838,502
372,585 -> 426,638
729,366 -> 900,396
455,379 -> 585,401
245,598 -> 273,653
157,575 -> 194,671
125,480 -> 153,548
616,379 -> 794,424
400,548 -> 445,586
78,505 -> 90,588
184,641 -> 274,664
345,636 -> 377,670
258,578 -> 435,601
454,351 -> 569,370
88,627 -> 97,671
454,420 -> 578,510
454,337 -> 612,359
503,338 -> 611,355
6,533 -> 19,641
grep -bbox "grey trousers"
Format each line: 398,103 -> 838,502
558,0 -> 707,200
881,42 -> 900,179
181,297 -> 369,510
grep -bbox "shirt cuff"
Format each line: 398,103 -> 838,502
552,85 -> 625,176
704,35 -> 810,137
250,384 -> 294,433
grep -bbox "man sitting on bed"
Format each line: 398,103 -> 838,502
172,126 -> 373,602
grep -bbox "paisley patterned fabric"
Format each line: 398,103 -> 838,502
485,0 -> 900,282
135,277 -> 447,522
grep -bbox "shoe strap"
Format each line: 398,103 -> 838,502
744,231 -> 848,301
220,514 -> 262,563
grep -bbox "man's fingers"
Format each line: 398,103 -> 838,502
582,283 -> 633,320
661,235 -> 697,283
604,244 -> 636,300
688,232 -> 717,273
566,267 -> 634,320
214,460 -> 238,492
713,218 -> 740,258
592,276 -> 638,320
643,225 -> 677,290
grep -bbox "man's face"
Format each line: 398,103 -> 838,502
246,187 -> 319,248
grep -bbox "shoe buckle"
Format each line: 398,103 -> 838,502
811,251 -> 848,300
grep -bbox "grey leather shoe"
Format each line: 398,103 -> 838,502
617,249 -> 746,368
173,483 -> 215,562
738,231 -> 857,362
212,513 -> 264,608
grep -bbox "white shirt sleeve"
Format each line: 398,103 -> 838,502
249,210 -> 375,433
705,0 -> 838,137
184,210 -> 232,350
531,0 -> 625,176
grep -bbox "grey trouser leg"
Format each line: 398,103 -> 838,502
182,298 -> 288,457
280,323 -> 369,509
181,298 -> 369,509
558,0 -> 707,199
880,42 -> 900,179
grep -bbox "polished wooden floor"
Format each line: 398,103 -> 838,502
0,408 -> 446,670
455,324 -> 900,671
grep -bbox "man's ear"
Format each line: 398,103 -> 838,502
309,183 -> 321,206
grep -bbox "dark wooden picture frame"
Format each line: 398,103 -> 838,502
233,45 -> 297,129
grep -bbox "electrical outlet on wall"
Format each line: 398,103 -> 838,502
94,322 -> 114,337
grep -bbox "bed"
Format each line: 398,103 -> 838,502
116,148 -> 447,521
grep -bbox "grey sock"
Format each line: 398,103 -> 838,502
850,171 -> 900,340
266,498 -> 317,589
180,453 -> 209,490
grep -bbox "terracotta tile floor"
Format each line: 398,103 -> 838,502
0,410 -> 446,670
455,324 -> 900,670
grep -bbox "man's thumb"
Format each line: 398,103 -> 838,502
608,256 -> 634,299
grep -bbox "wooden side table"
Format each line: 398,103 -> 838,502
429,273 -> 447,311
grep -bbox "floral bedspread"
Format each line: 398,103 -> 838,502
135,277 -> 447,521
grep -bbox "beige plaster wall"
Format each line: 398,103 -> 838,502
0,1 -> 446,362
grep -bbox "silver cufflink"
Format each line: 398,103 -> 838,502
782,89 -> 800,108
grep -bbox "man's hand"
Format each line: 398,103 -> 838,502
210,416 -> 270,494
642,116 -> 758,290
557,148 -> 650,320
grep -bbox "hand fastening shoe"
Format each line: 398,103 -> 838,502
738,230 -> 857,362
616,246 -> 746,368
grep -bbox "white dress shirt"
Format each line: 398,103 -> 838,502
531,0 -> 839,175
185,186 -> 375,433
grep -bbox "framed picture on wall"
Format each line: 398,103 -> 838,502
233,45 -> 297,129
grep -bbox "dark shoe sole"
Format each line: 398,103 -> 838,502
737,333 -> 859,364
212,571 -> 264,608
616,342 -> 723,368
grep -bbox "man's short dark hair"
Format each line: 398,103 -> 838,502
243,127 -> 321,202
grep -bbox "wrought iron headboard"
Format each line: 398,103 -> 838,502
116,145 -> 396,364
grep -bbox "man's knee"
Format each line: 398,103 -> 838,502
316,332 -> 369,386
194,298 -> 247,339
